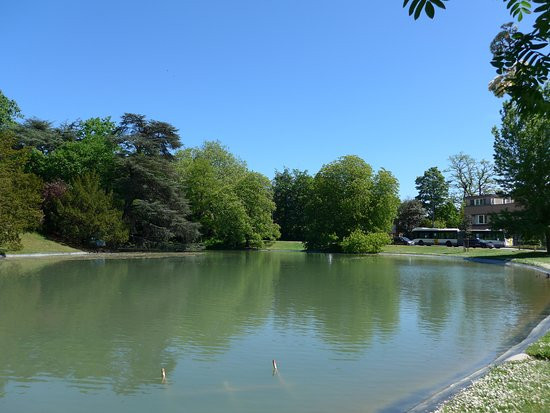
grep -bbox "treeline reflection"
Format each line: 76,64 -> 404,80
0,253 -> 548,396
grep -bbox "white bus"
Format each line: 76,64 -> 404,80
410,228 -> 460,247
469,229 -> 509,248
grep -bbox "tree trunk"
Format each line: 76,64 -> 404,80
545,228 -> 550,256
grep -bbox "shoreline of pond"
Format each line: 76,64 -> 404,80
4,248 -> 550,271
2,251 -> 200,261
379,251 -> 550,273
375,252 -> 550,412
404,312 -> 550,413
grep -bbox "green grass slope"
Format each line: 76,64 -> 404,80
6,233 -> 81,255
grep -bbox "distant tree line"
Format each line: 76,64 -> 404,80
2,85 -> 547,253
0,91 -> 400,253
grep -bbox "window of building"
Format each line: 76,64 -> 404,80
476,215 -> 487,224
473,199 -> 484,206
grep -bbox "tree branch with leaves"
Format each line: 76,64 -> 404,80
403,0 -> 550,115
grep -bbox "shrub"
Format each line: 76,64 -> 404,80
341,230 -> 390,254
52,173 -> 128,247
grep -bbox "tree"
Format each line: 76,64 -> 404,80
0,132 -> 43,251
114,114 -> 199,248
234,171 -> 280,247
434,200 -> 461,228
116,113 -> 181,158
447,153 -> 475,199
176,141 -> 279,248
415,167 -> 449,226
491,97 -> 550,253
51,173 -> 128,247
11,118 -> 69,154
11,117 -> 119,191
395,199 -> 426,235
304,155 -> 399,251
11,119 -> 76,185
447,153 -> 497,198
403,1 -> 550,115
368,169 -> 400,232
33,133 -> 118,184
272,168 -> 313,240
0,90 -> 22,129
305,155 -> 373,250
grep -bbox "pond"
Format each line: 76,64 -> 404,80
0,252 -> 549,412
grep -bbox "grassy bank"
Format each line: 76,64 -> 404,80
264,240 -> 305,251
381,245 -> 550,270
262,242 -> 550,270
435,332 -> 550,412
6,233 -> 81,255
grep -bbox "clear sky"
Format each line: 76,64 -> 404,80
2,0 -> 527,199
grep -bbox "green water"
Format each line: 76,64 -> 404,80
0,252 -> 549,413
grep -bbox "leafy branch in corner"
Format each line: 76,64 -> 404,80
403,0 -> 550,115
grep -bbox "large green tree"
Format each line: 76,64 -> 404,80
403,1 -> 550,115
415,166 -> 449,226
305,156 -> 373,251
304,155 -> 398,251
176,141 -> 279,248
272,168 -> 313,240
114,114 -> 199,248
0,132 -> 43,252
492,97 -> 550,253
51,173 -> 128,247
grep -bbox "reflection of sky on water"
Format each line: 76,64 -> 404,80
0,252 -> 548,412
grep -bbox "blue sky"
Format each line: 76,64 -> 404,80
2,0 -> 526,198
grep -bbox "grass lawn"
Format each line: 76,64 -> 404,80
263,240 -> 305,251
381,244 -> 550,270
527,332 -> 550,360
436,332 -> 550,412
262,242 -> 550,269
6,233 -> 81,255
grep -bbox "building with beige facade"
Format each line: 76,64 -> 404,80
463,194 -> 519,230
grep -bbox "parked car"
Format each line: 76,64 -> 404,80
393,236 -> 414,245
464,238 -> 495,249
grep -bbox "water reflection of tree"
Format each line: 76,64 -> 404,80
398,260 -> 454,337
0,252 -> 280,395
273,254 -> 400,353
396,257 -> 550,350
455,265 -> 550,354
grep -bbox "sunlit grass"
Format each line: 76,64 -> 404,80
6,233 -> 81,255
527,332 -> 550,360
381,245 -> 550,269
263,240 -> 305,251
